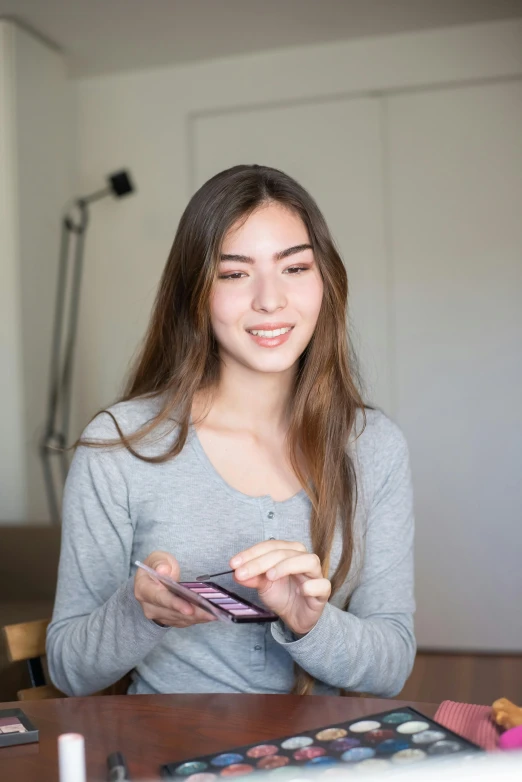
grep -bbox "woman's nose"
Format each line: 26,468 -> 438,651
252,274 -> 287,313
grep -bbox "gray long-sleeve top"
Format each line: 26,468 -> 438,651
46,398 -> 416,697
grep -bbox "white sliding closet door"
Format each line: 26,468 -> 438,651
387,81 -> 522,650
192,98 -> 391,411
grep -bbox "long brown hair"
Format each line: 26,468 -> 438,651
82,164 -> 366,695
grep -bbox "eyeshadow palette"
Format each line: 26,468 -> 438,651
0,708 -> 39,748
161,707 -> 482,778
135,561 -> 278,623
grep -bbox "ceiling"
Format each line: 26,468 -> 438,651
1,0 -> 521,79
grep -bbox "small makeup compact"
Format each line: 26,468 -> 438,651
135,561 -> 278,623
161,707 -> 482,778
0,708 -> 39,748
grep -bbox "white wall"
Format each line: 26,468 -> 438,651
0,21 -> 75,522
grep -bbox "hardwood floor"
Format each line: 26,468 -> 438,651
397,651 -> 522,706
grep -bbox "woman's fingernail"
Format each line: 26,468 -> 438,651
230,556 -> 242,567
267,568 -> 276,580
236,568 -> 247,579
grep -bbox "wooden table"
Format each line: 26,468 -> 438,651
0,694 -> 438,781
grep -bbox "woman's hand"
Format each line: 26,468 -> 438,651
134,551 -> 216,628
230,540 -> 331,636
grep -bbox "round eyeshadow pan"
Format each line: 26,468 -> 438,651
315,728 -> 347,741
257,756 -> 290,770
329,737 -> 360,752
396,720 -> 430,734
341,747 -> 376,762
365,729 -> 395,745
211,754 -> 245,767
185,775 -> 218,782
305,756 -> 338,766
246,745 -> 279,758
349,721 -> 381,733
220,764 -> 254,777
293,747 -> 326,761
428,740 -> 462,755
176,762 -> 209,776
412,729 -> 446,744
281,736 -> 314,750
382,712 -> 415,725
391,748 -> 427,764
376,739 -> 410,755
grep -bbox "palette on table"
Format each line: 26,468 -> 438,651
161,707 -> 482,778
0,708 -> 39,748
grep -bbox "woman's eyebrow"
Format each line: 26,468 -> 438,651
219,243 -> 313,264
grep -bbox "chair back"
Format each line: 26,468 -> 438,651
2,618 -> 63,700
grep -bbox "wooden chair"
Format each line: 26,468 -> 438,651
2,618 -> 130,700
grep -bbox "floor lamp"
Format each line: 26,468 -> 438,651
40,170 -> 135,523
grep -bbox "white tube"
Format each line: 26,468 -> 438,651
58,733 -> 86,782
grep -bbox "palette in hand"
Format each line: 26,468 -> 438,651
135,561 -> 278,623
161,707 -> 482,778
0,708 -> 39,748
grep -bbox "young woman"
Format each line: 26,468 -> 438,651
47,164 -> 415,698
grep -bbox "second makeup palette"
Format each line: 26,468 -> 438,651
135,561 -> 277,623
180,582 -> 278,623
161,706 -> 482,778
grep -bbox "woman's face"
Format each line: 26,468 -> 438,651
210,202 -> 324,376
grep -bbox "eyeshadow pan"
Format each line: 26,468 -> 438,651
382,712 -> 414,725
391,748 -> 427,763
1,724 -> 27,734
211,754 -> 244,768
365,729 -> 395,744
329,738 -> 360,752
293,747 -> 326,761
349,721 -> 380,733
376,739 -> 410,755
315,728 -> 347,741
280,737 -> 313,750
229,609 -> 258,616
0,717 -> 21,727
176,762 -> 209,775
189,587 -> 220,593
246,744 -> 278,758
219,764 -> 254,776
305,756 -> 338,766
396,720 -> 430,735
341,747 -> 375,762
412,729 -> 446,744
257,755 -> 290,769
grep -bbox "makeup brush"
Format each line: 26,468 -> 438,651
196,569 -> 235,581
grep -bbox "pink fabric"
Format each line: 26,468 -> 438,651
434,699 -> 500,751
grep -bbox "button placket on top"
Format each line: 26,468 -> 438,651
248,497 -> 278,670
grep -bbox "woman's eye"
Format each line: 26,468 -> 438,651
285,266 -> 309,274
218,272 -> 246,280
